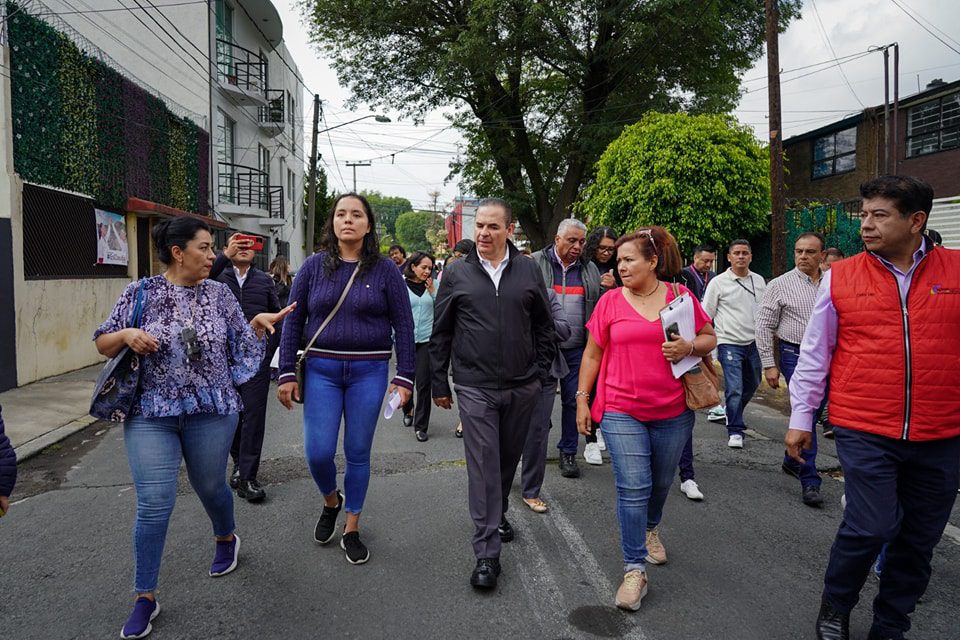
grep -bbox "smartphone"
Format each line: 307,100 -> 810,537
235,233 -> 263,252
664,322 -> 680,340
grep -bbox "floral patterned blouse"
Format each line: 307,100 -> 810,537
94,276 -> 265,418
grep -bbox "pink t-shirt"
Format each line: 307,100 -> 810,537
586,284 -> 712,423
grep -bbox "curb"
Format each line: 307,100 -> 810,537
13,415 -> 100,462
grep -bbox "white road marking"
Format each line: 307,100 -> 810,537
942,523 -> 960,546
511,517 -> 579,637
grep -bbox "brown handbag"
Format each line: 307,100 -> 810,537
667,284 -> 722,410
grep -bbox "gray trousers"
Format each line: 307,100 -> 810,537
520,380 -> 557,499
456,380 -> 541,559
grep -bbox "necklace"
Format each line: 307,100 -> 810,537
627,281 -> 660,298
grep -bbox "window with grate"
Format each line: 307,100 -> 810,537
906,92 -> 960,158
22,183 -> 128,280
812,127 -> 857,179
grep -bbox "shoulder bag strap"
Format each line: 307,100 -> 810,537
300,265 -> 360,357
129,278 -> 147,329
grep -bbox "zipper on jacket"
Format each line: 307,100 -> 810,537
886,250 -> 929,441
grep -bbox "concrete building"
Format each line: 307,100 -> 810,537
0,0 -> 307,391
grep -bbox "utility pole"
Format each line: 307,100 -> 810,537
345,161 -> 372,192
766,0 -> 786,276
883,46 -> 890,174
893,43 -> 900,174
306,94 -> 321,255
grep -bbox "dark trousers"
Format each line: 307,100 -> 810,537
456,380 -> 540,559
823,427 -> 960,637
231,363 -> 271,480
402,342 -> 433,432
677,432 -> 695,482
520,380 -> 557,499
557,347 -> 584,455
779,341 -> 823,488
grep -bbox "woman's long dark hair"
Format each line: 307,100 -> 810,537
583,226 -> 618,265
320,193 -> 381,276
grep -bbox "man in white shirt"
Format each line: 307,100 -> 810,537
703,239 -> 767,449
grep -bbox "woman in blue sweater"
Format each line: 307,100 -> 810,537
0,404 -> 16,518
277,193 -> 416,565
400,251 -> 436,442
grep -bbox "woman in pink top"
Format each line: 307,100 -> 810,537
576,226 -> 716,612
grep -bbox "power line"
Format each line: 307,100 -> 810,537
888,0 -> 960,57
893,0 -> 960,50
809,0 -> 865,107
3,0 -> 205,18
321,111 -> 348,192
229,0 -> 314,97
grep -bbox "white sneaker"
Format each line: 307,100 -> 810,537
727,434 -> 744,449
680,479 -> 704,501
584,442 -> 603,465
595,429 -> 606,451
707,406 -> 727,423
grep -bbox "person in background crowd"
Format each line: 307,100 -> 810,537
401,251 -> 436,442
703,240 -> 766,450
821,248 -> 845,271
430,198 -> 556,590
926,228 -> 942,246
678,244 -> 717,300
277,193 -> 415,567
269,255 -> 293,308
755,232 -> 827,507
388,244 -> 407,268
94,217 -> 292,640
519,288 -> 571,513
211,234 -> 281,504
786,176 -> 960,640
584,226 -> 621,293
577,226 -> 716,611
0,404 -> 16,518
532,218 -> 602,474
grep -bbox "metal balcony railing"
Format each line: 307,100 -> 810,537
218,162 -> 283,219
216,38 -> 265,95
258,89 -> 285,125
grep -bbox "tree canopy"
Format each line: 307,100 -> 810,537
576,112 -> 771,256
301,0 -> 800,248
395,211 -> 439,252
361,190 -> 414,237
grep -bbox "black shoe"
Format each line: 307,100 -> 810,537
236,479 -> 266,503
559,453 -> 581,478
803,485 -> 824,507
340,530 -> 370,565
823,424 -> 835,439
455,425 -> 463,438
229,465 -> 240,490
416,430 -> 429,442
816,598 -> 849,640
314,490 -> 343,544
470,558 -> 501,589
403,413 -> 414,427
781,461 -> 801,479
498,518 -> 514,543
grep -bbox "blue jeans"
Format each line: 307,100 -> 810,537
601,410 -> 695,573
717,343 -> 762,436
779,341 -> 822,489
824,428 -> 960,637
557,347 -> 584,455
124,412 -> 238,592
303,358 -> 388,514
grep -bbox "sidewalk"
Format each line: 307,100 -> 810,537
1,364 -> 103,461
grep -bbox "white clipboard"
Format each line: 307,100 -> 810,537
659,292 -> 701,379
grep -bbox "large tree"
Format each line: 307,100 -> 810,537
361,190 -> 414,237
302,0 -> 800,248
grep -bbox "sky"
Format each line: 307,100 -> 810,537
275,0 -> 960,211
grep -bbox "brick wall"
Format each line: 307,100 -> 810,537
784,118 -> 881,203
896,106 -> 960,197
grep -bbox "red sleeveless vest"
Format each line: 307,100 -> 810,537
829,246 -> 960,441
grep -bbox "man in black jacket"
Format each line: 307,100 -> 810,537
211,234 -> 280,502
430,198 -> 556,590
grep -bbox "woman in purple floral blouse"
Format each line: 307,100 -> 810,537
94,217 -> 293,640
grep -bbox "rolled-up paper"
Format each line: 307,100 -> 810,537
383,390 -> 403,419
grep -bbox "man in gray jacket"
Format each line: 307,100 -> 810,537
532,218 -> 602,476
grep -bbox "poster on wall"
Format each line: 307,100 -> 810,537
95,209 -> 128,266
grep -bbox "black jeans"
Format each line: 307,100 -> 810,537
402,342 -> 432,432
231,362 -> 271,480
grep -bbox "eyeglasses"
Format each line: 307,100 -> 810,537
597,246 -> 615,254
637,228 -> 657,253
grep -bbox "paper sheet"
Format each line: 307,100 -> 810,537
659,292 -> 701,378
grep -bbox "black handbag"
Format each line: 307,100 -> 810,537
294,266 -> 359,404
90,280 -> 148,422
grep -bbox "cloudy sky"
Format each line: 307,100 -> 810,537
275,0 -> 960,210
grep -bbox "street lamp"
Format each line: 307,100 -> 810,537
318,114 -> 391,134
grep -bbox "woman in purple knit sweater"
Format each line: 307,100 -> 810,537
277,193 -> 415,565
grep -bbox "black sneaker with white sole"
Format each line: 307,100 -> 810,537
340,530 -> 370,564
314,490 -> 343,544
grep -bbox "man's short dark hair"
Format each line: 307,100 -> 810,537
824,247 -> 845,259
860,175 -> 934,230
388,244 -> 406,256
477,197 -> 513,224
693,244 -> 716,256
796,232 -> 826,250
728,239 -> 751,253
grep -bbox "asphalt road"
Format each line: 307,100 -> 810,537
2,382 -> 958,640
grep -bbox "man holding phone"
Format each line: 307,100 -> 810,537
211,233 -> 280,502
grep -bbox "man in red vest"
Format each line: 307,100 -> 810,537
785,176 -> 960,640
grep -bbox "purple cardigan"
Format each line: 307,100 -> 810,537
278,253 -> 416,390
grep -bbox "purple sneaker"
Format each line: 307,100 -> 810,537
120,597 -> 159,639
209,533 -> 240,577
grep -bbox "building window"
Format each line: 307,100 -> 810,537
214,0 -> 234,80
906,92 -> 960,158
217,109 -> 235,203
287,169 -> 295,200
288,91 -> 296,156
812,127 -> 856,179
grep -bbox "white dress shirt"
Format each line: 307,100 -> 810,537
477,248 -> 510,292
